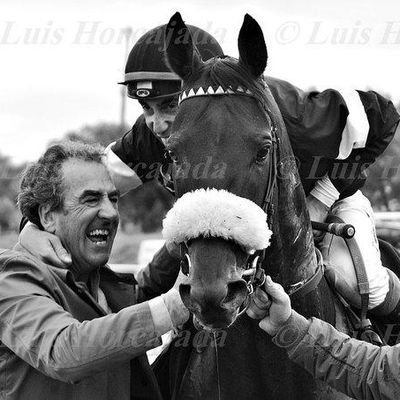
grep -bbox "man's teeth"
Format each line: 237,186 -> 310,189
88,229 -> 111,245
88,229 -> 110,236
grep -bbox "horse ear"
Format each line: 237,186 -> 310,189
238,14 -> 268,78
165,12 -> 202,80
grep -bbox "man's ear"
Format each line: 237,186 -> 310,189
39,204 -> 57,233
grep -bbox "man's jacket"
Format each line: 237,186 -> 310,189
110,77 -> 399,198
0,246 -> 165,400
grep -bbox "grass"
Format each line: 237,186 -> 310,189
0,229 -> 162,264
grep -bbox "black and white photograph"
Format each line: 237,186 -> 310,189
1,1 -> 400,399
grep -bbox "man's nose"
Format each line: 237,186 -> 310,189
98,198 -> 118,220
151,112 -> 170,136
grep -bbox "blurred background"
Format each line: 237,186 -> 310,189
1,0 -> 400,261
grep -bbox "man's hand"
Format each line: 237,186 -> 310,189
161,288 -> 190,327
247,276 -> 292,336
18,222 -> 72,268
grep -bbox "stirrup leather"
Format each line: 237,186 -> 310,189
326,215 -> 385,346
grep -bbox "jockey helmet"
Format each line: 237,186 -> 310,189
120,24 -> 224,100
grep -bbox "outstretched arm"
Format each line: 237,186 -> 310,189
0,254 -> 188,383
248,277 -> 400,400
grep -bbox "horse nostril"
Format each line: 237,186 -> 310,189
225,280 -> 248,303
179,283 -> 203,314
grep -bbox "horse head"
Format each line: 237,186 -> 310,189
163,13 -> 317,330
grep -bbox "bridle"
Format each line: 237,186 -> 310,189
176,83 -> 280,297
173,83 -> 323,307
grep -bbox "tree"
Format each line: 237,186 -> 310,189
64,122 -> 129,147
119,181 -> 174,233
363,105 -> 400,211
0,196 -> 19,232
0,153 -> 24,231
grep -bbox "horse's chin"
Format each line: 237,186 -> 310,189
192,309 -> 239,331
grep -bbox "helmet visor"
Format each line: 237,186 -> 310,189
127,80 -> 181,100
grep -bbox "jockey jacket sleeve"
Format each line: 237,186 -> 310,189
107,114 -> 167,194
331,91 -> 400,198
266,76 -> 400,198
273,311 -> 400,400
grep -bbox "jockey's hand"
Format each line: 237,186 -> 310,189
306,194 -> 330,240
247,276 -> 292,336
18,222 -> 72,268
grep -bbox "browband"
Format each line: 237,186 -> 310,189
179,85 -> 253,105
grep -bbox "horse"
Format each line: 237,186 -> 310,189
154,12 -> 353,400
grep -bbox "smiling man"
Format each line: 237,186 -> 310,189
0,141 -> 189,400
40,157 -> 120,282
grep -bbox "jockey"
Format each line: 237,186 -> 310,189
19,24 -> 400,321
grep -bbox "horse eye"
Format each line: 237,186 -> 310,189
256,145 -> 270,163
168,150 -> 179,163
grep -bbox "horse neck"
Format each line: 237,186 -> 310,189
265,104 -> 317,288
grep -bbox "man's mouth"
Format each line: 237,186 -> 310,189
86,228 -> 111,246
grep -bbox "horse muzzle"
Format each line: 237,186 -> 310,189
179,279 -> 249,329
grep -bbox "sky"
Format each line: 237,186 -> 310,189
1,0 -> 400,165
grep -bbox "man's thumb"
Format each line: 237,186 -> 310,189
264,275 -> 284,299
53,244 -> 72,265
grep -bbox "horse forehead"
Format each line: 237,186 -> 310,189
174,96 -> 270,145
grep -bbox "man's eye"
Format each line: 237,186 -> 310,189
110,196 -> 119,204
84,197 -> 99,205
168,101 -> 178,110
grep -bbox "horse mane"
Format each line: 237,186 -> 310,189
185,56 -> 271,113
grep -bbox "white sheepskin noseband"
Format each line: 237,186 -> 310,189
162,188 -> 272,254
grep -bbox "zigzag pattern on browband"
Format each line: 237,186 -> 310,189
178,85 -> 253,105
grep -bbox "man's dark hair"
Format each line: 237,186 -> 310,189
18,140 -> 105,229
